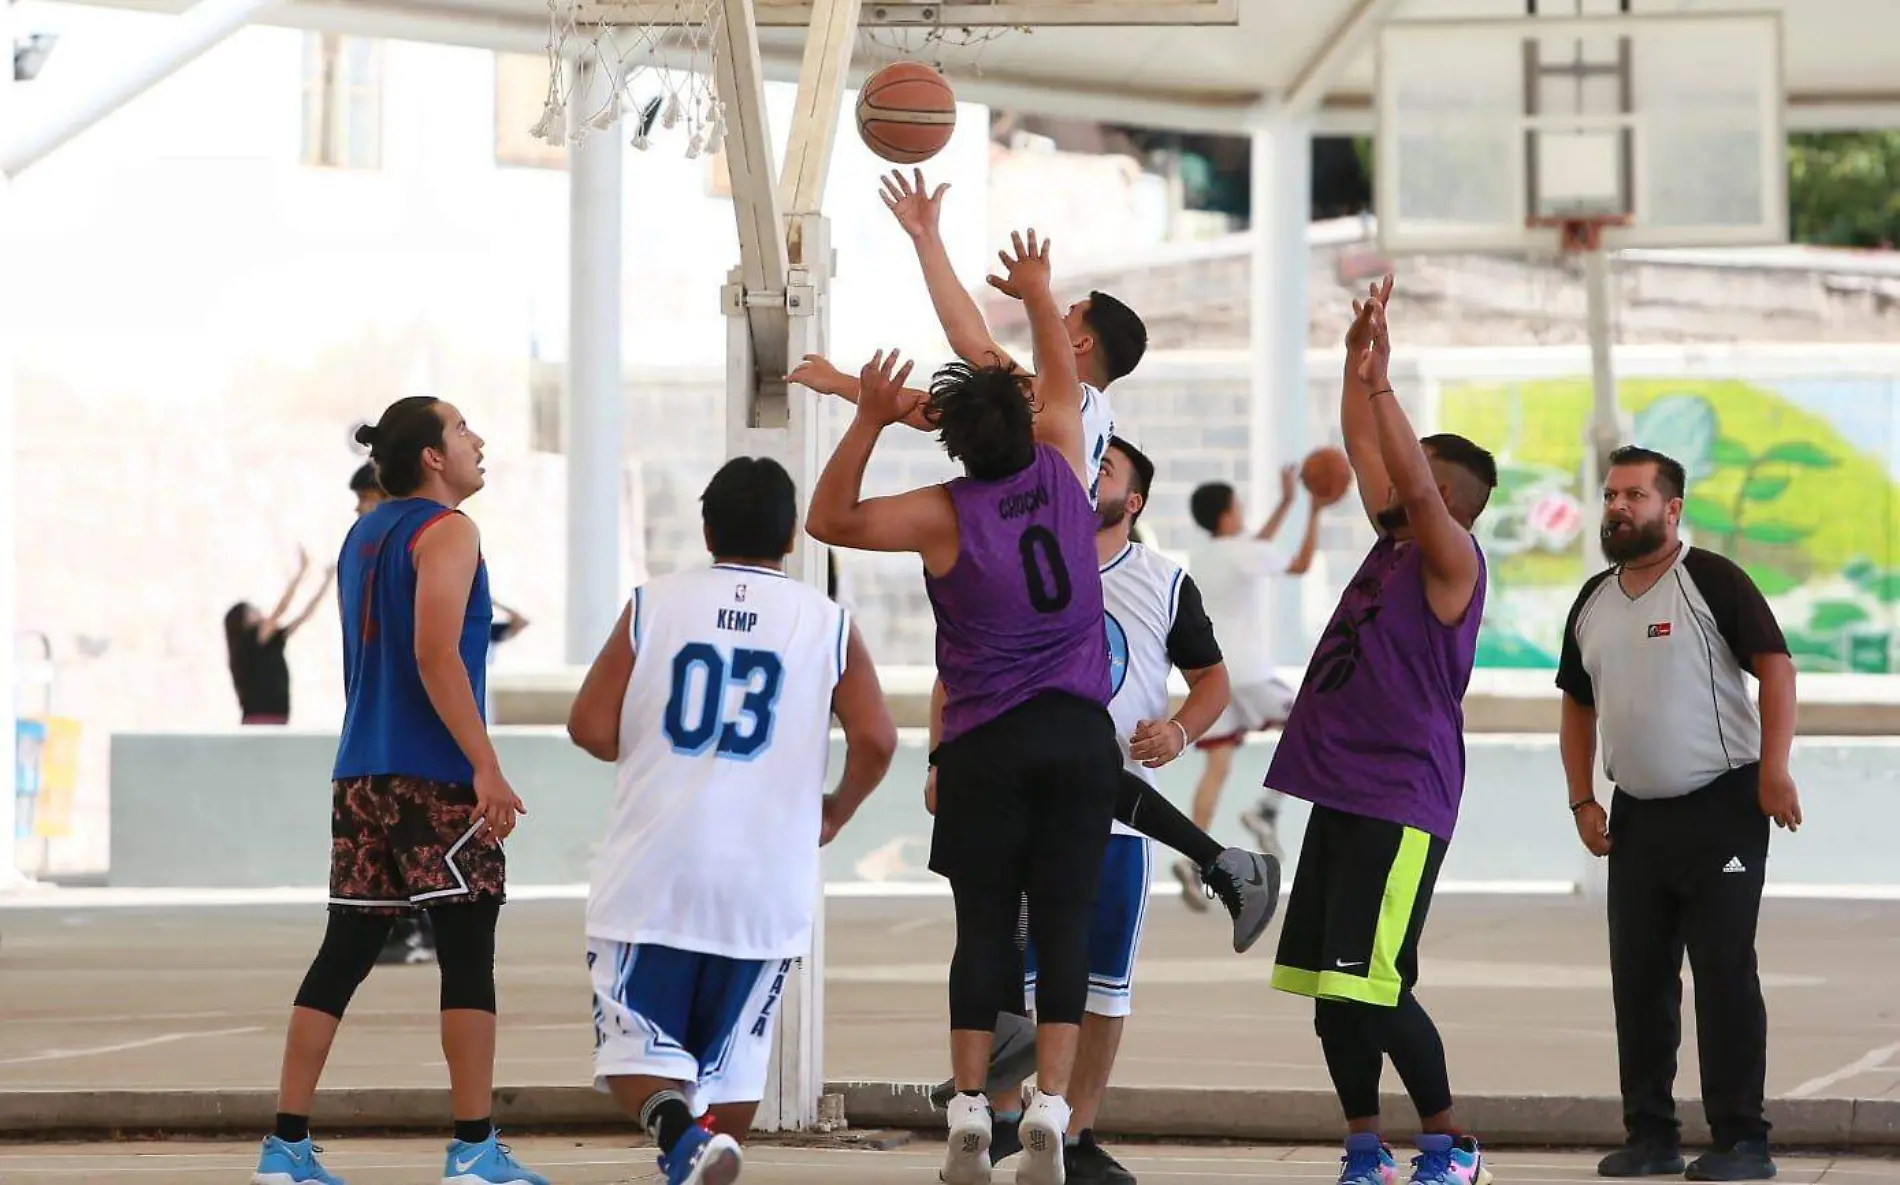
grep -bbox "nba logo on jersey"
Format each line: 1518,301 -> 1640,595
734,584 -> 747,602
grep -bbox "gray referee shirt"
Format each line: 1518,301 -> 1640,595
1556,545 -> 1788,799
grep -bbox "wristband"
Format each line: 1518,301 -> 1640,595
1369,388 -> 1395,400
1169,719 -> 1189,750
1569,799 -> 1595,814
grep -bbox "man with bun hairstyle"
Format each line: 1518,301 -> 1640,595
252,397 -> 547,1185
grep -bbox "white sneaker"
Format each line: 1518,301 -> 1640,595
1014,1089 -> 1071,1185
942,1093 -> 993,1185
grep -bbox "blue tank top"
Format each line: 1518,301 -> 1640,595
333,498 -> 493,784
925,443 -> 1110,746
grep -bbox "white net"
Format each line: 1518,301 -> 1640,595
530,2 -> 1022,158
533,0 -> 730,156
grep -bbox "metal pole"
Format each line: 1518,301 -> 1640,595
0,0 -> 277,179
1582,247 -> 1624,485
564,51 -> 625,663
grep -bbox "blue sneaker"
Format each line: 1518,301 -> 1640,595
1336,1132 -> 1401,1185
441,1131 -> 550,1185
658,1118 -> 744,1185
251,1135 -> 346,1185
1408,1133 -> 1493,1185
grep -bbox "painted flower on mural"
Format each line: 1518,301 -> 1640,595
1522,490 -> 1584,550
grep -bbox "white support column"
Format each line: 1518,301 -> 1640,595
1248,109 -> 1314,667
1,6 -> 25,889
564,51 -> 625,663
0,0 -> 276,179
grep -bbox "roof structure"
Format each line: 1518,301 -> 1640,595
50,0 -> 1900,133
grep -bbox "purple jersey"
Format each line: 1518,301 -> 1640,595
1265,533 -> 1486,840
927,443 -> 1110,746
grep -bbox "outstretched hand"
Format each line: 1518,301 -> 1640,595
787,353 -> 849,397
1345,274 -> 1395,352
854,349 -> 920,428
1354,298 -> 1392,392
985,229 -> 1052,302
879,169 -> 948,241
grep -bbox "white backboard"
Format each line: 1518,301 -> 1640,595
1375,12 -> 1788,256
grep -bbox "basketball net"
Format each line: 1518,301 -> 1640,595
533,4 -> 1015,157
534,0 -> 730,156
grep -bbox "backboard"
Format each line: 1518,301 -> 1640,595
1374,12 -> 1787,256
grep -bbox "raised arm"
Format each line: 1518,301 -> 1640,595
788,353 -> 933,433
280,564 -> 337,636
882,169 -> 1022,373
1356,298 -> 1481,624
1341,277 -> 1397,529
988,230 -> 1088,485
805,350 -> 960,571
258,548 -> 312,641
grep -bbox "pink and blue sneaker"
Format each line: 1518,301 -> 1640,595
1408,1133 -> 1493,1185
658,1116 -> 744,1185
1336,1132 -> 1401,1184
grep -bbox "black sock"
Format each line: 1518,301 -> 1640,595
274,1113 -> 310,1143
1114,771 -> 1223,867
641,1090 -> 695,1155
958,1088 -> 986,1101
453,1117 -> 493,1144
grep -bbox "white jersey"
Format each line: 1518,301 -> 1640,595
586,563 -> 850,960
1101,541 -> 1214,836
1081,382 -> 1116,508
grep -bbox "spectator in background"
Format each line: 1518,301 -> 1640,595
484,601 -> 530,720
350,462 -> 384,516
1175,467 -> 1334,900
224,549 -> 333,725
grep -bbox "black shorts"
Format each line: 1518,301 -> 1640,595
929,692 -> 1122,905
1270,803 -> 1447,1007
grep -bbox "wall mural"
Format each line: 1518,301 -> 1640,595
1436,377 -> 1900,673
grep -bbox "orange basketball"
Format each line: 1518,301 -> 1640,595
1300,446 -> 1353,502
855,61 -> 956,164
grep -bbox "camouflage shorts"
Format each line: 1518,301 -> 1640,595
328,775 -> 507,916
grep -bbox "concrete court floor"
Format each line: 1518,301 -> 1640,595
3,895 -> 1899,1102
2,1137 -> 1896,1185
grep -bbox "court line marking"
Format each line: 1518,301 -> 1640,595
1788,1039 -> 1900,1098
10,880 -> 1900,911
0,1026 -> 263,1067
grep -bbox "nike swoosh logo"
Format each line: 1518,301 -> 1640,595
1335,959 -> 1366,969
454,1155 -> 483,1172
1240,861 -> 1264,887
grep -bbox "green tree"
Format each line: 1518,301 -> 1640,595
1783,132 -> 1900,247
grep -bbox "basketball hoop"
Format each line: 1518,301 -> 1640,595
1528,214 -> 1631,256
533,0 -> 730,157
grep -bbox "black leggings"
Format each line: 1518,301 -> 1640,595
949,880 -> 1091,1029
293,901 -> 501,1018
1313,992 -> 1452,1121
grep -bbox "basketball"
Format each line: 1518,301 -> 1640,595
855,61 -> 957,164
1300,446 -> 1353,502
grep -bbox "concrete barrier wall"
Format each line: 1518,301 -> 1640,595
111,730 -> 1900,891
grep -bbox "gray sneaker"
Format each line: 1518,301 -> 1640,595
929,1010 -> 1039,1108
1200,848 -> 1281,953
